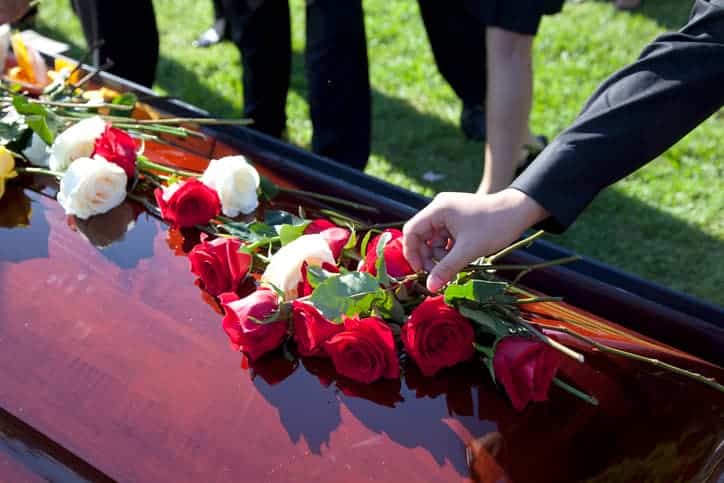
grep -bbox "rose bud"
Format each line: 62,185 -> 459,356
492,336 -> 562,411
291,300 -> 343,357
324,317 -> 400,384
360,228 -> 414,277
92,125 -> 138,179
189,235 -> 252,296
200,155 -> 260,217
57,156 -> 127,220
219,289 -> 288,361
304,219 -> 351,259
261,233 -> 335,300
154,179 -> 221,228
402,296 -> 475,377
48,116 -> 107,172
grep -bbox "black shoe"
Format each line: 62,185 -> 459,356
460,104 -> 486,142
193,18 -> 228,48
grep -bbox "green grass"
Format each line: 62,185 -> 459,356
34,0 -> 723,305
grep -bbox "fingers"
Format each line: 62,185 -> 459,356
427,238 -> 477,293
402,202 -> 446,273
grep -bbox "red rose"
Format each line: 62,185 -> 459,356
402,296 -> 474,377
292,300 -> 343,357
189,234 -> 252,296
154,179 -> 221,228
324,317 -> 400,384
304,219 -> 350,259
492,336 -> 562,411
361,229 -> 414,277
92,125 -> 137,178
296,261 -> 339,297
219,289 -> 288,361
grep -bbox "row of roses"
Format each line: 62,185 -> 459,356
12,115 -> 263,227
188,224 -> 563,412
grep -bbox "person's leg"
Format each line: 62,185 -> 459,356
477,27 -> 534,194
417,0 -> 487,140
305,0 -> 370,170
72,0 -> 158,87
229,0 -> 291,138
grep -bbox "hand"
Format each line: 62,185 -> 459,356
402,188 -> 548,292
0,0 -> 31,24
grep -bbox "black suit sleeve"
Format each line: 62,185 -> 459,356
510,0 -> 724,233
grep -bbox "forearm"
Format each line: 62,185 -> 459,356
512,0 -> 724,232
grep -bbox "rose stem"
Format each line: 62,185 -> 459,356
485,230 -> 546,264
552,378 -> 599,406
15,167 -> 64,178
277,187 -> 379,214
541,325 -> 724,393
497,305 -> 585,363
464,255 -> 581,273
136,156 -> 201,179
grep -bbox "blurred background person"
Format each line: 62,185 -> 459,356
477,0 -> 564,194
71,0 -> 158,87
193,0 -> 230,48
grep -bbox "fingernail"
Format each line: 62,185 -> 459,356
427,274 -> 443,293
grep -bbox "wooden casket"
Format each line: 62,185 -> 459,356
1,62 -> 723,483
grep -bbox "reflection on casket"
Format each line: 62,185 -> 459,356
1,64 -> 723,483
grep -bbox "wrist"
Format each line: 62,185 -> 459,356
499,188 -> 549,228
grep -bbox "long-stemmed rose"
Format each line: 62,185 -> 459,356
57,156 -> 128,219
200,155 -> 260,217
219,289 -> 288,361
189,235 -> 252,296
402,296 -> 475,377
48,116 -> 107,172
361,228 -> 414,277
492,336 -> 562,411
292,300 -> 343,357
261,233 -> 335,299
324,317 -> 400,384
92,125 -> 138,179
154,179 -> 221,228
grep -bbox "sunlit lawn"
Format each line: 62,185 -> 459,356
35,0 -> 723,304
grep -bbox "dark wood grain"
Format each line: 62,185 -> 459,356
1,141 -> 723,483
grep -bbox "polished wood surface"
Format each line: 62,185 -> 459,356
1,140 -> 723,482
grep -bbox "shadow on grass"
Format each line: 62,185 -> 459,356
590,0 -> 692,30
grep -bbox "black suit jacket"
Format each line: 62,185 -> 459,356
511,0 -> 724,232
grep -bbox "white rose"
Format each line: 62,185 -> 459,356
48,116 -> 107,172
58,156 -> 128,220
200,155 -> 260,217
261,234 -> 335,299
22,133 -> 51,167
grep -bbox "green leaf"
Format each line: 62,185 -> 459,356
374,231 -> 393,286
305,265 -> 337,289
223,220 -> 277,246
444,279 -> 514,306
277,223 -> 308,245
110,92 -> 138,117
343,224 -> 357,251
309,272 -> 396,323
360,230 -> 375,258
11,96 -> 61,145
459,305 -> 510,338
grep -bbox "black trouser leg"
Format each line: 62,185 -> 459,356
72,0 -> 158,87
229,0 -> 291,138
305,0 -> 371,170
417,0 -> 486,108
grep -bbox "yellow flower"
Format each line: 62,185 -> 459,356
0,146 -> 18,201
